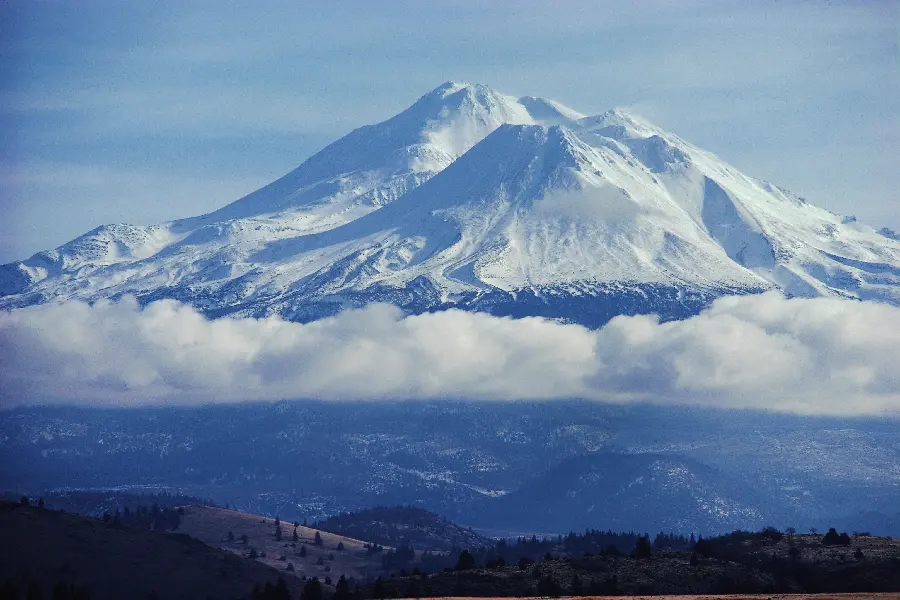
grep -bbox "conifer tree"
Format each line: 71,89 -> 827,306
633,535 -> 652,558
301,577 -> 324,600
333,575 -> 351,600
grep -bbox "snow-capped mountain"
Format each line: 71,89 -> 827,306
2,82 -> 899,324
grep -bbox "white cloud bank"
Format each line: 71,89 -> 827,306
1,293 -> 898,415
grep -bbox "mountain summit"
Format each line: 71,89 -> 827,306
2,83 -> 899,324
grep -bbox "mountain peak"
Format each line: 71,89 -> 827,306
411,80 -> 512,114
579,107 -> 662,139
3,82 -> 899,319
429,80 -> 490,96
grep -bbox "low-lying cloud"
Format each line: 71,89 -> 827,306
1,293 -> 898,415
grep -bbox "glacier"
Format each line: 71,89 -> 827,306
2,81 -> 899,326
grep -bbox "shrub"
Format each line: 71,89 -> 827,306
693,536 -> 714,558
455,550 -> 476,571
633,535 -> 652,559
333,575 -> 351,600
301,577 -> 324,600
822,528 -> 852,546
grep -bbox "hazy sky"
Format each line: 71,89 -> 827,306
2,0 -> 899,263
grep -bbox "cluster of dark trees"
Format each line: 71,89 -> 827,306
822,527 -> 853,546
371,527 -> 690,575
687,527 -> 878,593
16,494 -> 184,533
250,576 -> 360,600
101,503 -> 184,532
313,506 -> 485,551
489,528 -> 691,561
250,578 -> 293,600
10,490 -> 215,519
377,544 -> 414,570
0,580 -> 91,600
359,524 -> 898,599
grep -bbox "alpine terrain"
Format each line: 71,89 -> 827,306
2,82 -> 899,325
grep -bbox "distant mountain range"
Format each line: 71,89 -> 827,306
2,82 -> 898,325
3,401 -> 898,536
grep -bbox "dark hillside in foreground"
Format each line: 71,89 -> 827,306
0,502 -> 303,600
365,529 -> 900,597
313,506 -> 489,551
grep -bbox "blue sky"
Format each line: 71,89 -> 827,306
2,0 -> 899,263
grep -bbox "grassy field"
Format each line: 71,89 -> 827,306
177,504 -> 391,581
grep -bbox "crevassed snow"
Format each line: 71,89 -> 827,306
1,82 -> 898,320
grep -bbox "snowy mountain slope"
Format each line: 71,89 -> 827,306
2,82 -> 898,323
0,82 -> 581,309
580,110 -> 900,303
237,123 -> 770,321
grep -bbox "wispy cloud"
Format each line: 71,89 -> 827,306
1,294 -> 897,415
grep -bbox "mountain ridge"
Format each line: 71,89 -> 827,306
2,82 -> 898,324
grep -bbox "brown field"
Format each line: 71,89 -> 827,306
177,504 -> 391,581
